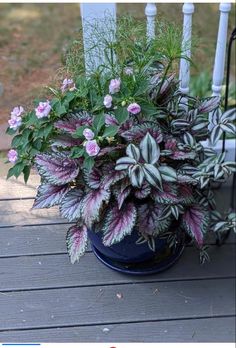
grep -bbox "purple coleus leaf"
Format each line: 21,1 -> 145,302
55,111 -> 93,134
33,183 -> 69,209
81,188 -> 111,227
35,152 -> 80,185
114,180 -> 132,210
102,202 -> 137,246
118,119 -> 134,134
98,144 -> 125,157
102,170 -> 127,190
152,183 -> 179,204
51,135 -> 82,148
182,205 -> 210,246
60,188 -> 83,222
177,184 -> 195,205
164,137 -> 196,160
152,183 -> 194,205
121,123 -> 163,143
83,167 -> 102,189
66,224 -> 88,264
138,202 -> 172,236
134,181 -> 151,199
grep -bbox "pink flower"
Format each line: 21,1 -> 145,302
124,67 -> 133,76
8,115 -> 22,130
61,78 -> 75,93
127,103 -> 141,115
83,128 -> 94,140
11,106 -> 24,118
8,149 -> 18,163
85,140 -> 100,157
109,78 -> 121,94
35,100 -> 51,119
103,95 -> 112,108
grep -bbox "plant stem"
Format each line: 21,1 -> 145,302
157,59 -> 172,95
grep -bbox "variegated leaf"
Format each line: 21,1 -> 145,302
159,165 -> 177,182
152,183 -> 178,204
198,96 -> 220,113
102,170 -> 127,190
83,167 -> 101,189
121,123 -> 163,143
221,108 -> 236,122
126,144 -> 140,161
33,183 -> 69,209
129,164 -> 144,188
66,225 -> 88,264
54,111 -> 92,134
134,181 -> 151,199
210,125 -> 223,145
81,188 -> 111,227
51,135 -> 82,148
143,163 -> 162,189
182,205 -> 209,246
35,152 -> 80,185
116,183 -> 131,210
138,202 -> 172,236
60,188 -> 83,221
102,202 -> 137,246
140,133 -> 160,164
115,157 -> 136,171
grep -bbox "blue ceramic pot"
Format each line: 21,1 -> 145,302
88,229 -> 167,263
88,228 -> 185,275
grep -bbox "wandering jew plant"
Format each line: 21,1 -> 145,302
6,17 -> 236,263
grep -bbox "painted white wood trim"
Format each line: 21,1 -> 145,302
145,3 -> 157,41
201,139 -> 235,162
80,3 -> 116,74
211,3 -> 231,98
179,3 -> 195,96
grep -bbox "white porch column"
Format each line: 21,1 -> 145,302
80,3 -> 116,74
145,3 -> 157,42
179,3 -> 195,97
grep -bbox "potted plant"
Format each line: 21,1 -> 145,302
6,17 -> 236,274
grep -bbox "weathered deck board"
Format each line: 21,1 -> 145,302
0,278 -> 235,331
0,224 -> 235,257
0,171 -> 235,342
0,316 -> 235,342
0,245 -> 235,292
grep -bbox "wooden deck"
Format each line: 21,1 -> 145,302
0,170 -> 235,343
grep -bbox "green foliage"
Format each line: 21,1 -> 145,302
5,15 -> 236,263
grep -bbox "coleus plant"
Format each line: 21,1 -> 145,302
6,18 -> 236,264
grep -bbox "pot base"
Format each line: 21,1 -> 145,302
91,242 -> 185,275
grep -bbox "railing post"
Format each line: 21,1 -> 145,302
211,3 -> 231,98
179,3 -> 195,98
80,3 -> 116,74
145,3 -> 157,41
209,3 -> 231,132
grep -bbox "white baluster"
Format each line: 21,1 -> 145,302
179,3 -> 194,98
80,3 -> 116,74
209,3 -> 231,132
211,3 -> 231,98
145,3 -> 157,41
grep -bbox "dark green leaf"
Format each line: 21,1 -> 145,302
103,126 -> 119,138
114,107 -> 129,124
93,112 -> 105,132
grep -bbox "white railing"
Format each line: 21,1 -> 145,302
80,3 -> 235,161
